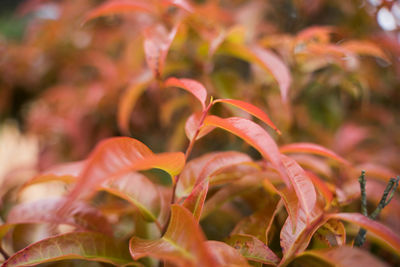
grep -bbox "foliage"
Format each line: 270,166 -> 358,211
1,0 -> 400,266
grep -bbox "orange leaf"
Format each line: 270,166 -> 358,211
185,112 -> 215,141
280,142 -> 350,165
213,98 -> 281,134
206,241 -> 250,267
204,116 -> 290,186
341,40 -> 390,63
83,0 -> 154,23
165,77 -> 208,110
118,71 -> 153,135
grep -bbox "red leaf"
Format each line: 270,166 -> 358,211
297,246 -> 389,267
60,137 -> 185,215
280,142 -> 350,165
144,23 -> 180,79
340,40 -> 390,63
3,232 -> 135,267
129,205 -> 216,266
83,0 -> 154,23
118,71 -> 153,135
213,99 -> 281,134
182,179 -> 209,221
204,116 -> 290,186
206,241 -> 250,266
281,155 -> 317,224
226,234 -> 279,264
329,213 -> 400,255
165,78 -> 208,110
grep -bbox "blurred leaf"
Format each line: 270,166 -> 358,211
129,205 -> 216,266
226,234 -> 279,265
296,246 -> 389,267
118,72 -> 153,135
3,232 -> 137,267
185,112 -> 215,141
341,41 -> 390,63
144,23 -> 180,79
219,43 -> 291,103
279,143 -> 349,165
314,219 -> 346,247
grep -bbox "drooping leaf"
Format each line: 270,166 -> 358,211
213,98 -> 281,134
60,137 -> 185,215
226,234 -> 279,265
118,71 -> 153,135
0,197 -> 112,240
206,241 -> 250,267
203,116 -> 289,186
129,205 -> 216,266
100,172 -> 161,222
219,43 -> 291,103
165,77 -> 208,110
182,179 -> 209,221
328,213 -> 400,255
340,40 -> 390,63
144,23 -> 180,79
83,0 -> 154,23
279,143 -> 349,165
3,232 -> 137,267
296,246 -> 389,267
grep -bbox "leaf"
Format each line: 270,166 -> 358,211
203,116 -> 289,186
118,71 -> 153,135
101,172 -> 161,222
306,171 -> 334,208
340,40 -> 390,63
177,151 -> 252,198
280,155 -> 317,224
231,197 -> 280,243
165,77 -> 208,110
60,137 -> 185,215
328,213 -> 400,255
213,98 -> 281,134
20,161 -> 83,190
206,241 -> 250,267
314,219 -> 346,247
185,112 -> 215,141
144,23 -> 179,79
226,234 -> 279,265
0,197 -> 112,239
279,142 -> 350,165
83,0 -> 154,23
296,246 -> 389,267
181,151 -> 253,220
129,205 -> 216,267
3,232 -> 136,267
219,43 -> 291,103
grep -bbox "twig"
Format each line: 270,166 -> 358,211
354,174 -> 399,247
0,244 -> 9,260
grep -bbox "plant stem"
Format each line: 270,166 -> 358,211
359,170 -> 367,216
0,244 -> 9,260
161,98 -> 214,236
